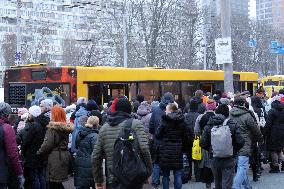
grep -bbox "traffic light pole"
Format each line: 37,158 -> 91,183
220,0 -> 234,93
16,0 -> 22,65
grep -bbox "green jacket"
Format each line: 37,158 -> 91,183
92,111 -> 152,184
230,106 -> 263,157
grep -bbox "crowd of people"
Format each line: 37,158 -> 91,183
0,88 -> 284,189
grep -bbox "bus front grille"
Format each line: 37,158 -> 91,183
9,84 -> 26,106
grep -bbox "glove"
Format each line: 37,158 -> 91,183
18,175 -> 25,189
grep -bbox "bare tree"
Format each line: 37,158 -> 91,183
1,33 -> 16,67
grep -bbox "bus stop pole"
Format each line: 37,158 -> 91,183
220,0 -> 234,93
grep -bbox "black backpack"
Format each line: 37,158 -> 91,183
113,118 -> 148,187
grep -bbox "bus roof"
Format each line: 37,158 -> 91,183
75,66 -> 258,82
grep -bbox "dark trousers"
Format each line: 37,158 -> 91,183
106,182 -> 143,189
48,182 -> 65,189
211,157 -> 235,189
30,168 -> 46,189
193,160 -> 201,182
0,184 -> 7,189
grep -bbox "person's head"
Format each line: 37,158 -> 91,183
256,88 -> 264,98
215,104 -> 229,118
51,105 -> 66,123
214,89 -> 222,96
85,116 -> 100,128
40,99 -> 53,113
206,99 -> 217,111
79,115 -> 88,126
160,92 -> 174,108
234,97 -> 246,107
77,97 -> 87,105
28,106 -> 42,120
166,103 -> 179,115
17,108 -> 28,117
189,98 -> 199,112
195,90 -> 204,98
0,102 -> 11,120
136,95 -> 145,104
240,90 -> 250,98
87,100 -> 98,111
88,110 -> 103,125
115,98 -> 132,114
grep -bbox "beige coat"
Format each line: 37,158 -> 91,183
37,122 -> 73,182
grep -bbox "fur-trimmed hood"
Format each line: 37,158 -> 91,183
47,121 -> 74,133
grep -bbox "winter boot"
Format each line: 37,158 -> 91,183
281,162 -> 284,172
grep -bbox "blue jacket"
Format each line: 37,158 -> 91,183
71,107 -> 88,153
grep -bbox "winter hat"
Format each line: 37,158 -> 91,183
215,104 -> 229,118
77,97 -> 87,105
0,102 -> 12,118
21,112 -> 29,121
160,92 -> 174,108
110,98 -> 119,113
29,106 -> 42,118
18,108 -> 28,117
206,99 -> 217,111
220,98 -> 230,106
151,101 -> 159,110
40,99 -> 53,111
85,116 -> 99,128
115,98 -> 132,114
136,95 -> 145,104
87,100 -> 98,111
65,104 -> 76,113
79,115 -> 89,126
189,98 -> 199,112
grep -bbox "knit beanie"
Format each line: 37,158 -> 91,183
79,115 -> 89,126
220,98 -> 230,106
77,97 -> 87,105
87,100 -> 98,111
21,112 -> 29,121
40,99 -> 53,111
115,98 -> 132,114
206,99 -> 217,111
85,116 -> 99,128
18,108 -> 28,117
0,102 -> 12,118
215,104 -> 229,118
29,106 -> 42,118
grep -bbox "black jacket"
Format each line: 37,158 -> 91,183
185,111 -> 200,142
22,118 -> 47,168
264,101 -> 284,151
200,114 -> 245,158
74,127 -> 98,187
156,112 -> 191,170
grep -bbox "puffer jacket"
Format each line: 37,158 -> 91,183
74,126 -> 98,187
137,101 -> 152,135
185,111 -> 200,141
264,101 -> 284,151
230,106 -> 263,156
22,118 -> 47,169
92,111 -> 152,185
156,112 -> 191,170
200,114 -> 245,157
37,122 -> 73,182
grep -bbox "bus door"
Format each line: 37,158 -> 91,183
88,83 -> 103,105
200,83 -> 213,94
108,83 -> 129,100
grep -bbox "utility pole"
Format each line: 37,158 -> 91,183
15,0 -> 22,66
276,54 -> 279,75
123,0 -> 128,68
220,0 -> 234,93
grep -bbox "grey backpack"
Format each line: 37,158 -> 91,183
211,119 -> 233,158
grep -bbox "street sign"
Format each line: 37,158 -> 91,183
215,37 -> 232,64
249,39 -> 257,47
271,41 -> 279,49
15,52 -> 21,61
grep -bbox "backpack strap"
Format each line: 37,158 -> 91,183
122,118 -> 134,139
223,118 -> 230,126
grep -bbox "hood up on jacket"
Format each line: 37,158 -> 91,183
107,111 -> 132,126
47,122 -> 74,133
162,112 -> 185,123
75,106 -> 88,118
78,126 -> 99,138
230,106 -> 250,116
207,114 -> 226,126
137,101 -> 151,116
35,113 -> 50,128
159,92 -> 174,109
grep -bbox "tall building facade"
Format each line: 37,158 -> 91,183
0,0 -> 121,66
256,0 -> 284,31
